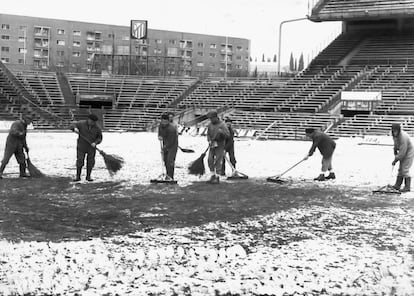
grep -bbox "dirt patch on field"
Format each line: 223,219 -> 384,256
0,177 -> 409,243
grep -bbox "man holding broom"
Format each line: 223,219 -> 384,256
391,123 -> 414,192
304,127 -> 336,181
158,113 -> 178,180
71,114 -> 102,182
206,111 -> 230,184
0,114 -> 33,179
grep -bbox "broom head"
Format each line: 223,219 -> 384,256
99,150 -> 125,176
188,153 -> 206,176
26,157 -> 45,178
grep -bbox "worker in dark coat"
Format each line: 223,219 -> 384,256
221,117 -> 237,176
71,114 -> 102,182
0,114 -> 33,179
158,113 -> 178,180
391,123 -> 414,192
304,128 -> 336,181
206,111 -> 230,184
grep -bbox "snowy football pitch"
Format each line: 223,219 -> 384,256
0,132 -> 413,295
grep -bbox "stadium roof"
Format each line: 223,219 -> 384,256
309,0 -> 414,22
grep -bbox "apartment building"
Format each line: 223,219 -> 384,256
0,14 -> 250,77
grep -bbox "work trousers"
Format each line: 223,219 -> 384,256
163,146 -> 177,179
221,144 -> 236,174
398,156 -> 414,177
208,145 -> 225,175
76,146 -> 96,170
321,154 -> 333,172
0,139 -> 26,173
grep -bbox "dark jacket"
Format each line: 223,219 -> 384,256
7,120 -> 28,148
308,131 -> 336,157
225,124 -> 235,150
393,130 -> 414,161
158,122 -> 178,150
74,120 -> 103,150
207,121 -> 230,147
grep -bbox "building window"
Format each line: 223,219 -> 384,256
56,29 -> 64,35
210,43 -> 217,49
210,63 -> 215,68
169,39 -> 177,45
72,52 -> 81,57
1,47 -> 10,52
57,50 -> 65,56
167,47 -> 177,57
155,39 -> 162,44
236,55 -> 242,60
209,53 -> 216,58
18,59 -> 24,64
18,37 -> 26,42
236,65 -> 242,69
1,24 -> 10,30
57,40 -> 65,46
1,35 -> 10,40
73,30 -> 81,36
198,42 -> 204,48
237,45 -> 243,51
122,35 -> 130,41
1,57 -> 10,63
154,48 -> 162,54
73,41 -> 81,47
18,48 -> 27,53
19,25 -> 27,30
196,62 -> 204,67
197,52 -> 204,57
57,62 -> 64,67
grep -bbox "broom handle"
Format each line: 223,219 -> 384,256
73,130 -> 103,154
160,140 -> 166,175
275,158 -> 306,178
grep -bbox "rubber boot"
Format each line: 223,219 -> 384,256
73,167 -> 82,182
19,163 -> 29,178
401,177 -> 411,192
86,166 -> 94,182
392,176 -> 404,190
314,174 -> 325,181
326,172 -> 336,180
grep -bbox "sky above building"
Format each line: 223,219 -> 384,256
1,0 -> 341,70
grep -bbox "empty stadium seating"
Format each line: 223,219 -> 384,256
311,0 -> 414,21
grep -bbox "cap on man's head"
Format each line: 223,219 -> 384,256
22,114 -> 33,121
88,114 -> 99,121
391,123 -> 401,132
207,111 -> 218,119
305,128 -> 315,134
161,113 -> 169,120
224,117 -> 232,123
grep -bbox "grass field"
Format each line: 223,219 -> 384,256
0,132 -> 413,295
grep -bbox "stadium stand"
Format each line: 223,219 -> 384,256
310,0 -> 414,21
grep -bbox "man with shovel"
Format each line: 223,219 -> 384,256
158,113 -> 178,180
391,123 -> 414,192
304,128 -> 336,181
0,114 -> 33,179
